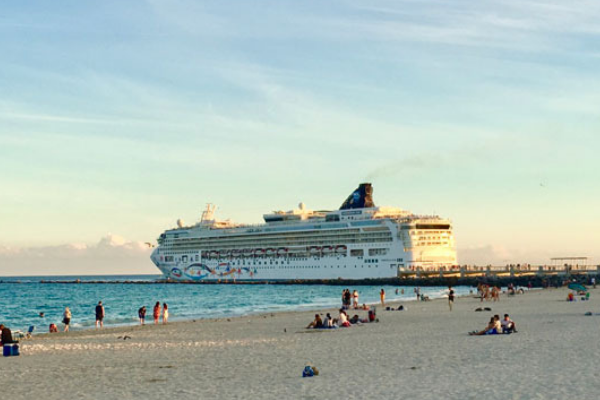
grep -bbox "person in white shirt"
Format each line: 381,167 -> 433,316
501,314 -> 517,333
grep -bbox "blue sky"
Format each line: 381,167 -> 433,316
1,0 -> 599,274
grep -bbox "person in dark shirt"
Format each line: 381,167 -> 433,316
95,301 -> 105,329
0,324 -> 14,345
138,306 -> 147,325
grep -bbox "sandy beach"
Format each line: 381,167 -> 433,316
4,287 -> 600,399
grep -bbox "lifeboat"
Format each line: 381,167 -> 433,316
309,246 -> 322,255
322,246 -> 334,254
335,245 -> 347,254
209,250 -> 219,258
243,248 -> 253,257
254,248 -> 266,257
201,251 -> 209,258
266,248 -> 276,257
277,248 -> 288,256
231,249 -> 241,257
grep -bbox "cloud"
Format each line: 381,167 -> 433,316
0,234 -> 155,276
459,245 -> 516,265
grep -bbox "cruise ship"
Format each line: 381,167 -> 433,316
151,184 -> 457,281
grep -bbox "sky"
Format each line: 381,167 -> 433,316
1,0 -> 599,275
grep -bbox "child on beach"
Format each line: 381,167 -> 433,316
162,303 -> 169,324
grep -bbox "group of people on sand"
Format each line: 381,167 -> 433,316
470,314 -> 517,335
307,307 -> 377,329
139,302 -> 169,325
477,284 -> 501,302
48,302 -> 104,333
341,289 -> 360,309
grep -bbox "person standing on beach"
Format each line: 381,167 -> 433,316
63,307 -> 71,332
380,289 -> 385,306
95,301 -> 105,329
448,287 -> 455,311
138,306 -> 147,325
352,290 -> 359,309
162,303 -> 169,324
153,302 -> 160,324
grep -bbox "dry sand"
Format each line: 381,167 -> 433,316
4,287 -> 600,399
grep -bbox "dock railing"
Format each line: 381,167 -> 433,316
399,264 -> 600,279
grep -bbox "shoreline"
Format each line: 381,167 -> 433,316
23,287 -> 467,336
0,274 -> 579,287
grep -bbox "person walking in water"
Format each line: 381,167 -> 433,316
63,307 -> 71,332
162,303 -> 169,324
153,302 -> 160,324
380,289 -> 386,306
138,306 -> 147,325
95,301 -> 105,329
448,286 -> 455,311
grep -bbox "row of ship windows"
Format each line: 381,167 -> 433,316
206,265 -> 385,269
163,248 -> 388,258
166,228 -> 367,240
165,231 -> 392,243
164,231 -> 392,243
169,239 -> 393,251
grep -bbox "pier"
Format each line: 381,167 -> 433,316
398,263 -> 599,280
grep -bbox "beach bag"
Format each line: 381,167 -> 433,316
303,366 -> 314,377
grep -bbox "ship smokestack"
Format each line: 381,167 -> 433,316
339,183 -> 375,210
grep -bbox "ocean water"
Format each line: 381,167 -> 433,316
0,275 -> 472,334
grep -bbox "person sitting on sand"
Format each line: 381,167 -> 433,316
306,314 -> 323,329
338,309 -> 351,327
0,324 -> 14,345
469,316 -> 500,335
322,313 -> 333,328
501,314 -> 517,333
361,304 -> 370,310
